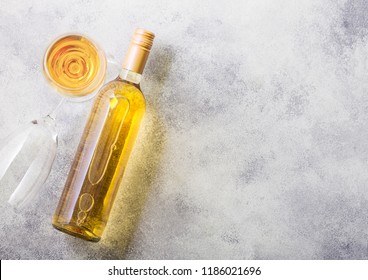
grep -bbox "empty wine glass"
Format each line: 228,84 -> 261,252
0,34 -> 119,209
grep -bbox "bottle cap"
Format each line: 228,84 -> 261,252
122,28 -> 155,74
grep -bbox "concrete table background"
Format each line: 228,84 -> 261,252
0,0 -> 367,259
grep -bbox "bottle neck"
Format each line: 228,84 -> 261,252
118,68 -> 142,85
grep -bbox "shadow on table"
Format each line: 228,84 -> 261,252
67,43 -> 175,259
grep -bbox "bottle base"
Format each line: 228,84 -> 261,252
52,222 -> 101,242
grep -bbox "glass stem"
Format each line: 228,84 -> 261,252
46,98 -> 65,121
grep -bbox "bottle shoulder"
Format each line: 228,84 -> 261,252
98,79 -> 146,107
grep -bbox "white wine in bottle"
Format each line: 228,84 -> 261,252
52,29 -> 155,242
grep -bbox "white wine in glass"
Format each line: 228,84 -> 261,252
0,34 -> 108,209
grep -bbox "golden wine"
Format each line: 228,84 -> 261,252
52,29 -> 155,241
44,35 -> 106,97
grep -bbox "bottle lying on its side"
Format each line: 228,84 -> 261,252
52,28 -> 155,242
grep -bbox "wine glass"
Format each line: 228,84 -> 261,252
0,34 -> 119,209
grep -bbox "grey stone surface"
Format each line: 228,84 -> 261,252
0,0 -> 368,259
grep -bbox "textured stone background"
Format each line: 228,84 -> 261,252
0,0 -> 368,259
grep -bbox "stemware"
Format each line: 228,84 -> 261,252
0,34 -> 119,209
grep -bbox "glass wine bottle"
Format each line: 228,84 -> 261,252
52,29 -> 155,242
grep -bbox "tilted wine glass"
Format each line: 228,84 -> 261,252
0,34 -> 119,209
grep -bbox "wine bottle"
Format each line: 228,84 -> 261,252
52,29 -> 155,242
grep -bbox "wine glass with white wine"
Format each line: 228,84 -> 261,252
0,34 -> 118,209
